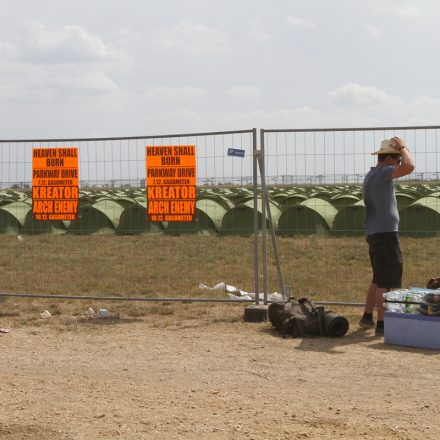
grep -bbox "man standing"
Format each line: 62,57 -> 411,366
359,137 -> 415,336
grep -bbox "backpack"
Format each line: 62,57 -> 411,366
268,297 -> 349,338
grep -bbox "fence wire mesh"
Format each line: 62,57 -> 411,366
2,125 -> 440,304
262,126 -> 440,303
0,130 -> 259,300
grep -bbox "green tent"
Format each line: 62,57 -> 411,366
277,198 -> 337,236
426,191 -> 440,199
400,197 -> 440,237
279,193 -> 308,209
68,199 -> 124,234
330,194 -> 360,211
0,201 -> 31,234
332,200 -> 365,236
134,196 -> 147,205
192,192 -> 233,211
221,198 -> 281,235
112,197 -> 138,209
395,193 -> 415,212
23,211 -> 69,235
0,198 -> 14,208
117,202 -> 164,235
226,189 -> 254,205
166,198 -> 228,235
309,190 -> 334,202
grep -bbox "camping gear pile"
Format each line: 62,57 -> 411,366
268,297 -> 349,338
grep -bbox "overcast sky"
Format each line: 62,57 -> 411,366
1,0 -> 439,139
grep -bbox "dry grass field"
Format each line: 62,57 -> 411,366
1,234 -> 440,439
1,234 -> 439,302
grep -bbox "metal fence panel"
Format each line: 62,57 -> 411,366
262,126 -> 440,303
0,129 -> 259,301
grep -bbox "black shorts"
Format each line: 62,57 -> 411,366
367,232 -> 403,289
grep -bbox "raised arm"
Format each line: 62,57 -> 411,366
391,137 -> 415,179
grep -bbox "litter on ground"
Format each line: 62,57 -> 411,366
198,282 -> 283,302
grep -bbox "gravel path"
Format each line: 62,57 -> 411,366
1,317 -> 439,439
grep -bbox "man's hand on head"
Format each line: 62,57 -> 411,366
390,137 -> 414,179
390,137 -> 406,151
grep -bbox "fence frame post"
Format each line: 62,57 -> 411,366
252,128 -> 259,304
258,129 -> 286,304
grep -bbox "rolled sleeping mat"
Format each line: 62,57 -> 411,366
322,312 -> 349,337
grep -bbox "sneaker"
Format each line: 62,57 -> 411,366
374,326 -> 384,337
359,317 -> 375,329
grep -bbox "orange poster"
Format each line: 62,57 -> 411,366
32,148 -> 79,221
146,145 -> 196,222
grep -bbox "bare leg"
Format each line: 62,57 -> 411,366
364,281 -> 377,314
376,287 -> 387,321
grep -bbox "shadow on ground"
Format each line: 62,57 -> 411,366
368,341 -> 440,356
76,316 -> 144,326
260,325 -> 381,354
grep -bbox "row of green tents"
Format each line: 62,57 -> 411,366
1,184 -> 440,236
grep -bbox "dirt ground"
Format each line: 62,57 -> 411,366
1,305 -> 440,440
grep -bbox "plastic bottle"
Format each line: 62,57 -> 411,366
406,304 -> 419,314
383,289 -> 409,301
384,290 -> 401,313
383,289 -> 408,302
403,297 -> 420,314
383,289 -> 413,314
403,292 -> 412,313
384,302 -> 404,313
384,289 -> 423,314
405,290 -> 424,313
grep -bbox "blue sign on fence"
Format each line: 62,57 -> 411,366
227,148 -> 245,158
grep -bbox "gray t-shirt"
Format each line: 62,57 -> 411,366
363,165 -> 399,235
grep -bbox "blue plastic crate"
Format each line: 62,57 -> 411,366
384,311 -> 440,350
